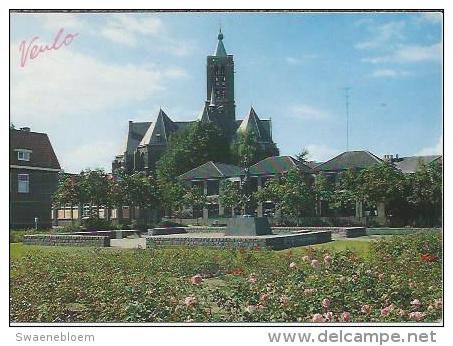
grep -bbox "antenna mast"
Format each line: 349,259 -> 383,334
343,87 -> 351,152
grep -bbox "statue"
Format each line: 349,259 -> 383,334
240,168 -> 254,216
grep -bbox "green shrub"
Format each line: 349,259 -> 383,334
81,217 -> 112,231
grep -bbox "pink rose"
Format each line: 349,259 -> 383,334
321,298 -> 331,309
311,259 -> 321,270
381,307 -> 391,316
248,273 -> 258,284
341,311 -> 350,322
409,311 -> 425,321
190,274 -> 203,285
304,288 -> 317,296
289,261 -> 297,269
398,309 -> 406,317
302,255 -> 311,263
361,304 -> 371,315
324,311 -> 334,321
311,313 -> 325,323
324,255 -> 333,266
433,298 -> 442,310
184,296 -> 198,308
260,293 -> 270,305
280,295 -> 290,306
410,299 -> 421,308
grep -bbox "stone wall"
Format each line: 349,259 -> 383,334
146,231 -> 331,250
23,234 -> 110,247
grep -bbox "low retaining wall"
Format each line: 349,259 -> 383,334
23,234 -> 110,247
186,226 -> 366,238
366,228 -> 441,236
148,227 -> 187,236
146,231 -> 331,250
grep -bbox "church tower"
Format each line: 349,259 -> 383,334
205,29 -> 236,137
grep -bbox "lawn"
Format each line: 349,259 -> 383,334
10,232 -> 442,323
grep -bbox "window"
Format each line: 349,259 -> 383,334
18,174 -> 29,193
17,150 -> 31,161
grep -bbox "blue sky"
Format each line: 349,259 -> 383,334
10,11 -> 442,173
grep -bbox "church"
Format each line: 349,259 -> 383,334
112,30 -> 278,175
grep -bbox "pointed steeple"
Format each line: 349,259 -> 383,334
209,87 -> 216,107
237,106 -> 267,140
198,104 -> 211,122
139,108 -> 177,146
214,28 -> 227,57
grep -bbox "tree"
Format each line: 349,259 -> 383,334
295,148 -> 310,163
78,169 -> 111,218
53,174 -> 80,223
156,121 -> 231,181
407,160 -> 442,226
183,186 -> 207,224
231,131 -> 264,167
331,169 -> 361,215
313,172 -> 334,216
159,180 -> 186,219
122,173 -> 161,227
254,169 -> 315,225
219,180 -> 243,213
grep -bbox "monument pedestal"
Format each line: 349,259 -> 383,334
226,216 -> 272,236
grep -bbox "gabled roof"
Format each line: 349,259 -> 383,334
197,103 -> 212,123
394,155 -> 442,173
178,161 -> 243,180
315,151 -> 382,172
122,121 -> 151,154
237,107 -> 271,141
10,128 -> 61,170
140,109 -> 178,146
214,30 -> 227,57
249,156 -> 313,176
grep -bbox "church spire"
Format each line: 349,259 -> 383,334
214,28 -> 227,57
209,87 -> 216,107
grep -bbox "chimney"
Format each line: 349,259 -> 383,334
383,154 -> 394,162
20,127 -> 30,132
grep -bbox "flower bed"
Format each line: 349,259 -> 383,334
10,231 -> 442,323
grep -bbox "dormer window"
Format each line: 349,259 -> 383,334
16,149 -> 32,161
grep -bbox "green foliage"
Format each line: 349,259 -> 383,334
219,180 -> 242,210
10,232 -> 442,322
295,148 -> 310,163
231,131 -> 266,167
156,122 -> 231,181
406,160 -> 442,226
81,217 -> 113,231
255,169 -> 315,222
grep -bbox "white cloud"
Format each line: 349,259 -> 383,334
355,21 -> 406,50
416,135 -> 442,156
59,140 -> 119,173
99,14 -> 194,56
100,14 -> 163,47
369,68 -> 412,78
288,104 -> 330,120
285,54 -> 317,65
362,43 -> 442,64
416,12 -> 443,25
304,144 -> 341,163
30,12 -> 84,32
10,41 -> 187,125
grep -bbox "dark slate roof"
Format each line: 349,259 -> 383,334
122,121 -> 151,154
178,161 -> 243,180
394,155 -> 442,173
305,161 -> 323,169
237,107 -> 271,142
10,129 -> 61,169
140,109 -> 178,146
249,156 -> 313,176
315,151 -> 382,172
